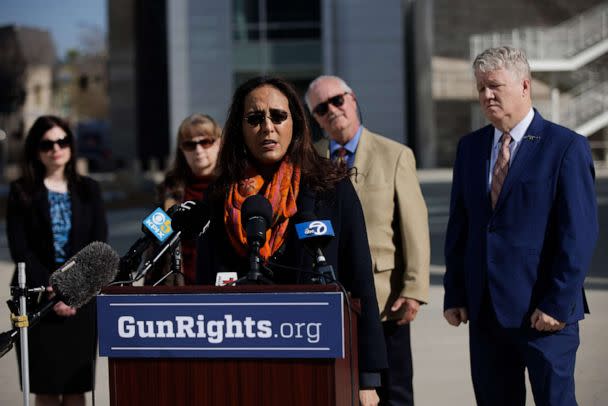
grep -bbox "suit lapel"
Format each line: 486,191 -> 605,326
33,186 -> 52,234
475,126 -> 494,211
70,186 -> 82,253
352,128 -> 374,193
314,137 -> 330,158
494,110 -> 546,211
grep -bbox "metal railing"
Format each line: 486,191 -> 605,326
470,2 -> 608,60
561,80 -> 608,130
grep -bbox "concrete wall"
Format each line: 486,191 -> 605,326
167,0 -> 233,156
108,0 -> 138,168
327,0 -> 407,144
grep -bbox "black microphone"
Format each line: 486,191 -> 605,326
294,212 -> 337,284
1,242 -> 120,358
237,195 -> 273,284
241,195 -> 273,248
117,206 -> 176,279
170,200 -> 210,235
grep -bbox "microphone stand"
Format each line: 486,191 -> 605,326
133,230 -> 182,285
235,241 -> 273,285
17,262 -> 30,406
312,248 -> 337,285
152,241 -> 183,287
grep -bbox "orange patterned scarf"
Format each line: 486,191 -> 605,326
224,159 -> 300,260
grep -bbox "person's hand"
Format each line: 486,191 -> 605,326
53,301 -> 77,317
391,297 -> 420,325
444,307 -> 468,326
359,388 -> 379,406
530,308 -> 565,332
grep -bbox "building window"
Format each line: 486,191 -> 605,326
232,0 -> 321,42
232,0 -> 322,84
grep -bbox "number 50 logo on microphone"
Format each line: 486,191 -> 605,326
143,208 -> 174,242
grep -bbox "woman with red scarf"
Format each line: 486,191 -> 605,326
197,77 -> 388,405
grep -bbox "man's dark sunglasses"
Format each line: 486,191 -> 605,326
243,109 -> 289,126
312,92 -> 350,116
181,138 -> 217,151
38,137 -> 71,152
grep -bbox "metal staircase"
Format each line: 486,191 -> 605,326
469,1 -> 608,166
470,2 -> 608,71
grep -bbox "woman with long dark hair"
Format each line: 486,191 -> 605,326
6,115 -> 108,406
197,77 -> 388,405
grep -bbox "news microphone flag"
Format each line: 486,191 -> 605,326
295,220 -> 335,240
142,208 -> 174,243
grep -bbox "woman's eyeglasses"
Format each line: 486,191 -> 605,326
38,137 -> 70,152
312,92 -> 350,116
243,109 -> 289,126
181,138 -> 217,151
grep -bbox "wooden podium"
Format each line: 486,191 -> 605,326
100,285 -> 359,406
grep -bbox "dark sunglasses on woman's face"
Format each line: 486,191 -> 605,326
38,137 -> 71,152
181,138 -> 217,151
312,92 -> 350,116
243,109 -> 289,126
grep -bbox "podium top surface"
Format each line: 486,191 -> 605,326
102,284 -> 343,295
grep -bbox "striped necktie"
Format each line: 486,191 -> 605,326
491,132 -> 512,209
334,147 -> 348,168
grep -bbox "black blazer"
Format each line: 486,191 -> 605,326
6,177 -> 108,287
197,177 -> 388,379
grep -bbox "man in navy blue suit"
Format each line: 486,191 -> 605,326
443,46 -> 598,406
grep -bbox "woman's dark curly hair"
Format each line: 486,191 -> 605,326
20,115 -> 80,196
215,76 -> 347,194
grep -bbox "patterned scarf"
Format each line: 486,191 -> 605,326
224,159 -> 300,260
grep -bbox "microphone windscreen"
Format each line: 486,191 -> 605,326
241,195 -> 273,228
49,241 -> 120,308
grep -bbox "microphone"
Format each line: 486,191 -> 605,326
241,194 -> 273,248
1,242 -> 120,358
49,241 -> 121,308
294,212 -> 337,284
127,204 -> 187,283
237,195 -> 273,284
118,207 -> 175,279
170,200 -> 210,235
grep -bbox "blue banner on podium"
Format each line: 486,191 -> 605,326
97,292 -> 344,358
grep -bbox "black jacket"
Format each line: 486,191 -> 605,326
197,177 -> 388,384
6,177 -> 108,287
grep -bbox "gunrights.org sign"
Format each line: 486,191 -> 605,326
97,292 -> 344,358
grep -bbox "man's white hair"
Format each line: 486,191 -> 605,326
473,46 -> 531,81
305,75 -> 353,110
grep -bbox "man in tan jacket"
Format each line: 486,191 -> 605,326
306,75 -> 430,406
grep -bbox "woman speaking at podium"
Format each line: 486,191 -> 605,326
196,76 -> 388,405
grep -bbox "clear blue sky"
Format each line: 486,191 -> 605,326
0,0 -> 107,59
